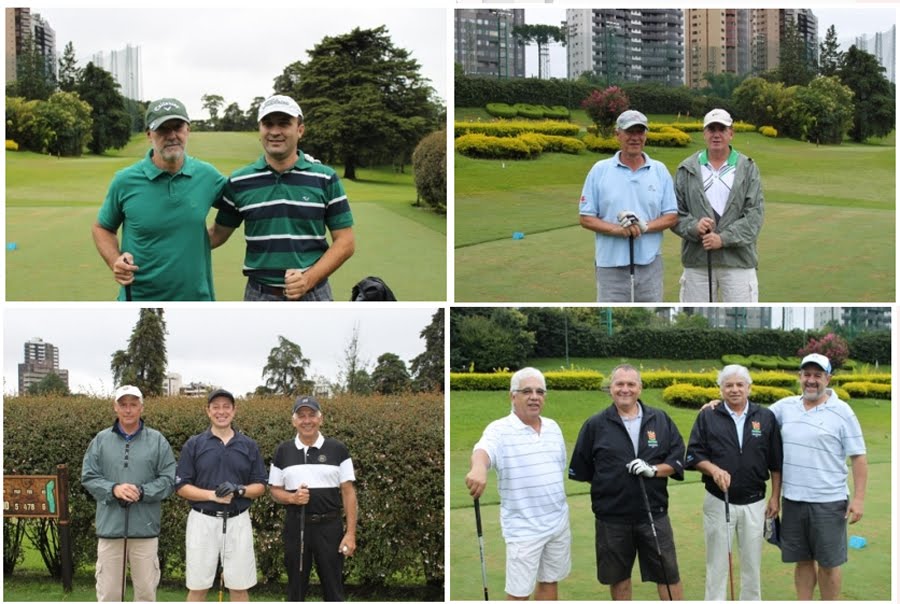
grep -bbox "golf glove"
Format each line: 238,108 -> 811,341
626,458 -> 657,477
616,211 -> 648,233
215,481 -> 238,498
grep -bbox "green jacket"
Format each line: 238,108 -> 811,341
81,420 -> 176,539
672,148 -> 764,269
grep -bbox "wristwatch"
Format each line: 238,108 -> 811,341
236,485 -> 247,498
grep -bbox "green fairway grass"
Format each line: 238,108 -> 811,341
6,132 -> 446,301
454,117 -> 894,302
448,383 -> 891,600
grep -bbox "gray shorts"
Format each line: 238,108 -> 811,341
243,278 -> 333,302
594,516 -> 680,586
780,498 -> 848,567
595,255 -> 664,302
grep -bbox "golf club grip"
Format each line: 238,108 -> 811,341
474,498 -> 484,537
724,490 -> 730,523
628,236 -> 635,276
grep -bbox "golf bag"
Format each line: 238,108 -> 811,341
350,276 -> 397,301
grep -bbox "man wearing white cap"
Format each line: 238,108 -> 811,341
210,94 -> 355,301
672,108 -> 764,302
579,109 -> 678,302
82,385 -> 176,601
92,98 -> 227,301
768,353 -> 867,600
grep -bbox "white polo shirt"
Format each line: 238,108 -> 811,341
474,412 -> 569,542
769,390 -> 866,503
699,148 -> 738,217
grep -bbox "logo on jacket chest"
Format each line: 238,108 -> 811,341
751,421 -> 762,438
646,430 -> 658,448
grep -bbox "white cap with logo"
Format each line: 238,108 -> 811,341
800,353 -> 832,374
258,95 -> 304,122
115,385 -> 144,403
616,110 -> 649,131
704,108 -> 733,128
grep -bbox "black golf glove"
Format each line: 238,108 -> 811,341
215,481 -> 238,498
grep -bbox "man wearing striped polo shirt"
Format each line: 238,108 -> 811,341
465,368 -> 571,600
769,353 -> 867,600
211,95 -> 355,301
269,396 -> 357,601
672,108 -> 764,302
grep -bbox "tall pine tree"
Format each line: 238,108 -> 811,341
818,25 -> 843,77
110,309 -> 167,396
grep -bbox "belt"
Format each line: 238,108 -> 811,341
305,510 -> 342,524
193,508 -> 245,519
248,278 -> 286,298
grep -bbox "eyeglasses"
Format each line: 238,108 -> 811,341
514,388 -> 546,397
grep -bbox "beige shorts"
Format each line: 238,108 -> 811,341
505,520 -> 571,598
185,509 -> 258,591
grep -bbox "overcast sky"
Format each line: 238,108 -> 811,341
524,7 -> 898,78
35,7 -> 448,120
4,306 -> 439,397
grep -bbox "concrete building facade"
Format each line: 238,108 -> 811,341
18,337 -> 69,394
455,8 -> 526,78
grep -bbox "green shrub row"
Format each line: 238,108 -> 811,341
831,373 -> 891,385
663,384 -> 797,409
454,120 -> 581,138
840,382 -> 891,399
455,133 -> 532,159
485,103 -> 518,119
759,126 -> 778,137
646,129 -> 692,147
519,133 -> 585,154
721,354 -> 801,370
450,371 -> 605,391
3,394 -> 443,587
583,133 -> 620,153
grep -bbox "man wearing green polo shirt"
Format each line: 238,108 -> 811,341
92,98 -> 226,301
209,94 -> 355,301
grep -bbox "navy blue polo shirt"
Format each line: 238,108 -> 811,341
175,427 -> 267,514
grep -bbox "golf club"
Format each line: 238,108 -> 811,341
474,498 -> 489,601
121,502 -> 130,602
628,234 -> 636,303
637,476 -> 673,601
299,503 -> 306,575
707,250 -> 713,303
124,258 -> 133,302
218,509 -> 227,603
725,489 -> 735,601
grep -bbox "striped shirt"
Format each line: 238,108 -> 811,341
769,391 -> 866,503
699,148 -> 738,218
474,412 -> 569,542
269,432 -> 355,516
214,153 -> 354,287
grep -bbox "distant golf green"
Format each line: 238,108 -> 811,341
454,114 -> 895,302
448,368 -> 891,600
6,132 -> 446,301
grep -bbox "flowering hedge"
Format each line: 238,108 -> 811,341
4,394 -> 443,588
798,333 -> 850,370
454,120 -> 580,138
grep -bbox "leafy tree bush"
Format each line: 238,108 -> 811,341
411,130 -> 446,212
581,86 -> 629,134
450,309 -> 535,372
3,394 -> 443,589
848,331 -> 891,365
797,332 -> 850,370
786,76 -> 854,144
839,46 -> 896,142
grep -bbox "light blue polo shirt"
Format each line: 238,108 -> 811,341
579,151 -> 677,268
769,391 -> 866,503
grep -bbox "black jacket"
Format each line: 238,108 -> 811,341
685,401 -> 782,505
569,401 -> 685,522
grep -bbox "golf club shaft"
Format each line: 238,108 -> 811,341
629,235 -> 635,303
637,477 -> 673,601
475,498 -> 489,601
299,505 -> 306,574
121,504 -> 130,602
124,258 -> 133,302
707,250 -> 713,303
219,511 -> 227,602
725,490 -> 734,601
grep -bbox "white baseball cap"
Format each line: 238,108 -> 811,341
258,95 -> 303,122
115,385 -> 143,403
800,353 -> 832,374
616,110 -> 648,131
704,108 -> 733,128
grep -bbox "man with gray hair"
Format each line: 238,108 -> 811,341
579,109 -> 678,302
465,367 -> 571,600
685,365 -> 782,600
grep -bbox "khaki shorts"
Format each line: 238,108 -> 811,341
185,509 -> 258,590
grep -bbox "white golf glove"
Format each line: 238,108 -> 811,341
626,458 -> 656,477
616,211 -> 648,233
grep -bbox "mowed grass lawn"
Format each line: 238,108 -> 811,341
448,375 -> 892,600
6,132 -> 446,301
454,112 -> 895,302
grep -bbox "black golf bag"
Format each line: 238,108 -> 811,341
350,276 -> 397,301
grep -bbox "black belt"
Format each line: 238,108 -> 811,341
305,510 -> 341,524
193,508 -> 246,519
248,278 -> 286,297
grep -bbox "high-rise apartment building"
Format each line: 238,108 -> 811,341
455,9 -> 526,78
814,307 -> 892,332
855,25 -> 896,83
18,337 -> 69,394
91,44 -> 143,100
684,9 -> 752,88
565,9 -> 684,86
5,8 -> 56,84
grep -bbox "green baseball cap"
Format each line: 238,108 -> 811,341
145,98 -> 190,131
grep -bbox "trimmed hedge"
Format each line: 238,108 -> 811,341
6,139 -> 19,151
450,371 -> 604,391
583,133 -> 620,153
840,382 -> 891,399
3,394 -> 443,587
519,132 -> 585,155
455,133 -> 532,160
485,103 -> 518,119
721,354 -> 800,371
454,120 -> 580,138
831,373 -> 892,385
663,384 -> 797,408
759,126 -> 778,137
484,103 -> 572,121
646,129 -> 692,147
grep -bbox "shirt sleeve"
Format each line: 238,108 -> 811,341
841,408 -> 867,457
578,163 -> 602,217
473,422 -> 502,471
174,436 -> 197,490
568,419 -> 595,482
658,164 -> 678,215
268,443 -> 285,487
324,173 -> 354,231
249,441 -> 269,485
214,180 -> 244,228
97,173 -> 126,231
684,411 -> 709,470
663,413 -> 686,480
